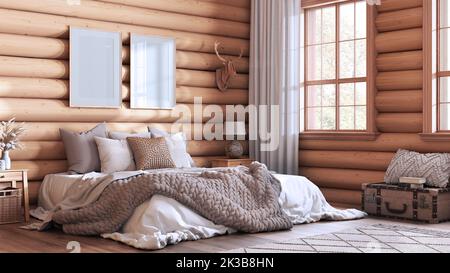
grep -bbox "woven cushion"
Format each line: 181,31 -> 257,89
127,137 -> 176,170
385,149 -> 450,188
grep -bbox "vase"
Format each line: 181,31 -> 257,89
225,140 -> 244,159
1,150 -> 11,170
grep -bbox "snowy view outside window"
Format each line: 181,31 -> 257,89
305,0 -> 367,131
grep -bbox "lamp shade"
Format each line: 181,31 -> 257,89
224,121 -> 246,136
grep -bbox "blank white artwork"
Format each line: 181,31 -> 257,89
131,34 -> 176,109
70,27 -> 122,108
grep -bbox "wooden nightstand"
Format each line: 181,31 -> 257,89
0,169 -> 29,222
211,158 -> 254,168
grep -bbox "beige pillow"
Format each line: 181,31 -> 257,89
127,137 -> 176,170
94,136 -> 135,173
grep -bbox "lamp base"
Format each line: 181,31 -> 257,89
225,140 -> 244,159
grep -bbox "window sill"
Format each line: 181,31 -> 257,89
299,132 -> 380,141
419,133 -> 450,142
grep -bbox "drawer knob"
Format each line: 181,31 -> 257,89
0,175 -> 5,178
384,202 -> 408,214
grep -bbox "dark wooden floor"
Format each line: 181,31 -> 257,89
1,218 -> 449,253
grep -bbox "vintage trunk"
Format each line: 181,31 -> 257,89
362,183 -> 450,224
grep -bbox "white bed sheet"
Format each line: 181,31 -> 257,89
33,172 -> 366,250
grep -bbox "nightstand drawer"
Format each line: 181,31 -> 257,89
0,171 -> 23,182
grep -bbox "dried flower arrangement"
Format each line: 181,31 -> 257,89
0,118 -> 26,152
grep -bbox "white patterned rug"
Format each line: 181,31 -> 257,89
226,224 -> 450,253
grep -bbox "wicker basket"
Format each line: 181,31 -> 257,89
0,187 -> 22,224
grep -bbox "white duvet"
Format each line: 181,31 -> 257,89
31,172 -> 366,250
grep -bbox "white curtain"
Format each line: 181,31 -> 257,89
249,0 -> 301,175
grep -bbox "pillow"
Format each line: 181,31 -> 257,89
127,137 -> 176,170
148,127 -> 196,167
60,123 -> 108,173
385,149 -> 450,188
164,133 -> 192,168
94,136 -> 135,173
109,131 -> 152,140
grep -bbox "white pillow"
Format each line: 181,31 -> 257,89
94,136 -> 135,173
164,133 -> 191,168
149,127 -> 195,167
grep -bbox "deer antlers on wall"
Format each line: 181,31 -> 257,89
214,41 -> 243,92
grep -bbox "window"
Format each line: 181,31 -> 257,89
304,0 -> 367,131
434,0 -> 450,131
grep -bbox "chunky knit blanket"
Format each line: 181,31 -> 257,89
52,162 -> 293,235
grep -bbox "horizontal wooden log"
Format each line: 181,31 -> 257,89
299,167 -> 385,190
376,113 -> 423,133
320,188 -> 362,207
0,0 -> 250,39
0,8 -> 249,56
0,33 -> 69,59
11,160 -> 67,181
97,0 -> 250,23
20,122 -> 243,141
10,140 -> 248,160
375,90 -> 422,113
0,56 -> 68,79
376,51 -> 423,72
300,133 -> 450,153
0,56 -> 249,88
177,69 -> 248,89
200,0 -> 250,9
376,70 -> 423,90
0,34 -> 249,72
0,77 -> 248,104
375,28 -> 422,53
176,51 -> 249,73
299,150 -> 394,171
377,0 -> 422,13
376,7 -> 422,32
175,87 -> 248,105
0,98 -> 245,123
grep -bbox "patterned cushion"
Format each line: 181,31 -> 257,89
126,137 -> 176,170
385,149 -> 450,188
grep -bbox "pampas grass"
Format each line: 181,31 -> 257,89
0,118 -> 25,152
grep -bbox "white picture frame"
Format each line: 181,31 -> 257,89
70,27 -> 122,108
130,34 -> 176,109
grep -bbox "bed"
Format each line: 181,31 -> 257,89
31,168 -> 366,250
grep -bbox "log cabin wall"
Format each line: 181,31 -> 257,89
0,0 -> 251,204
299,0 -> 441,208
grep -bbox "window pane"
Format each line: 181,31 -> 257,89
355,82 -> 367,105
440,77 -> 450,103
307,108 -> 321,130
339,83 -> 354,106
307,45 -> 321,80
355,39 -> 367,77
307,8 -> 322,45
339,41 -> 355,78
322,107 -> 336,130
339,2 -> 355,41
322,44 -> 336,80
355,106 -> 367,130
339,106 -> 355,130
322,84 -> 336,106
355,1 -> 366,39
307,85 -> 321,107
440,28 -> 450,72
440,0 -> 450,28
322,6 -> 336,43
440,104 -> 450,130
